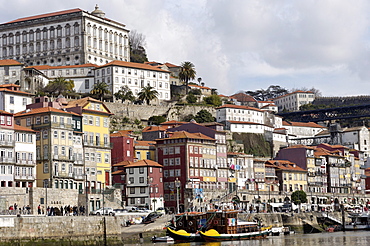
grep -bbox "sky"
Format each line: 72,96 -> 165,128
1,0 -> 370,97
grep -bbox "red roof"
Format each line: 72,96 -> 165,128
164,62 -> 180,68
0,59 -> 23,66
158,131 -> 215,141
13,124 -> 36,132
189,84 -> 211,90
14,107 -> 76,117
230,93 -> 257,103
283,121 -> 325,128
29,63 -> 98,70
110,130 -> 133,137
142,125 -> 167,133
266,160 -> 307,171
4,8 -> 83,24
99,60 -> 171,73
124,159 -> 163,168
216,104 -> 264,112
134,140 -> 156,147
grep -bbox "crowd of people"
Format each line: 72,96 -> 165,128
8,203 -> 31,215
37,205 -> 86,216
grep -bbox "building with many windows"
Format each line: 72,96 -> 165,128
14,103 -> 83,189
64,97 -> 113,191
156,131 -> 217,213
0,5 -> 130,67
272,90 -> 315,112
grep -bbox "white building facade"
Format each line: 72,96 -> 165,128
273,90 -> 315,112
0,5 -> 130,67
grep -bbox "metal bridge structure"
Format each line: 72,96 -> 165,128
277,104 -> 370,123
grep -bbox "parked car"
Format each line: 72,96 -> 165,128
113,208 -> 128,215
125,206 -> 138,212
142,212 -> 161,224
90,207 -> 115,216
156,207 -> 166,215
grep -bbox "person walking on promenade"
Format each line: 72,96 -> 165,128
37,204 -> 41,215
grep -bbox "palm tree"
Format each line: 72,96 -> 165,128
90,81 -> 111,101
179,61 -> 196,94
137,86 -> 159,105
44,77 -> 75,97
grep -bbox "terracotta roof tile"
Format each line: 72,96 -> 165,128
216,104 -> 264,112
110,130 -> 133,137
142,125 -> 167,133
164,62 -> 179,68
231,93 -> 257,102
124,159 -> 163,168
13,124 -> 36,132
266,160 -> 307,171
189,84 -> 212,90
29,63 -> 98,70
14,107 -> 74,117
0,59 -> 23,66
134,140 -> 156,147
3,8 -> 83,24
113,160 -> 134,167
99,60 -> 171,73
158,131 -> 215,141
283,121 -> 326,128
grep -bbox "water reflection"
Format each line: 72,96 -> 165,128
140,231 -> 370,246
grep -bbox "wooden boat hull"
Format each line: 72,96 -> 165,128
199,230 -> 269,242
166,227 -> 203,242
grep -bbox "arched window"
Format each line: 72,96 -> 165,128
74,36 -> 79,47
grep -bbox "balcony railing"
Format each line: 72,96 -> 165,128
14,175 -> 35,180
0,140 -> 15,147
16,160 -> 36,166
0,157 -> 15,164
53,155 -> 74,161
83,141 -> 112,149
360,165 -> 366,169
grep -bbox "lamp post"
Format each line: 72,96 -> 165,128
44,179 -> 48,216
175,178 -> 181,214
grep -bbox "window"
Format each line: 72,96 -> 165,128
53,131 -> 58,138
43,162 -> 49,173
139,177 -> 144,183
9,96 -> 14,104
85,79 -> 89,89
140,187 -> 145,193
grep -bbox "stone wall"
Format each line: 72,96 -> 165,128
105,102 -> 216,122
0,216 -> 122,241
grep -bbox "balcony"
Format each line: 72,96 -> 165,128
83,141 -> 112,149
360,165 -> 366,169
361,174 -> 367,179
73,173 -> 85,180
54,172 -> 74,178
0,140 -> 15,147
73,159 -> 84,165
53,155 -> 73,161
16,160 -> 36,166
14,175 -> 35,180
308,172 -> 315,177
0,157 -> 15,164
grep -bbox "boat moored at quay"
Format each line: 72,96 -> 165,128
166,209 -> 270,242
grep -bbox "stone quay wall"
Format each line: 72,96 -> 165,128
0,216 -> 123,241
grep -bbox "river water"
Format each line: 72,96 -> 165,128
129,231 -> 370,246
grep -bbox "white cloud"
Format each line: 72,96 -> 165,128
1,0 -> 370,96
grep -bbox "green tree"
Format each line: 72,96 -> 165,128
186,93 -> 197,104
194,109 -> 215,123
245,85 -> 288,101
182,114 -> 195,122
114,85 -> 135,103
203,94 -> 222,106
90,81 -> 111,101
189,88 -> 201,95
179,61 -> 196,94
148,115 -> 166,125
291,190 -> 307,206
137,86 -> 159,105
43,77 -> 75,97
